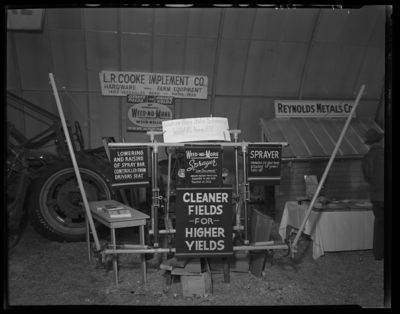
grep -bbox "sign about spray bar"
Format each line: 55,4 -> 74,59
175,188 -> 233,257
126,95 -> 174,132
247,145 -> 282,185
184,146 -> 222,187
162,117 -> 231,143
100,71 -> 208,99
109,147 -> 149,189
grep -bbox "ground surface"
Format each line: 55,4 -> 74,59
6,216 -> 385,308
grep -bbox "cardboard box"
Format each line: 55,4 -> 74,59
181,272 -> 212,297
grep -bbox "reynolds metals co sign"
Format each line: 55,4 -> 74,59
100,71 -> 208,99
275,100 -> 356,118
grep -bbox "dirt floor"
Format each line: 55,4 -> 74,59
6,215 -> 386,308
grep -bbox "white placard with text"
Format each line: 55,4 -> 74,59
162,117 -> 231,143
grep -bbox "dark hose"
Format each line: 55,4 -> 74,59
282,239 -> 291,257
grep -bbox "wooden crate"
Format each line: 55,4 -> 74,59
181,272 -> 212,297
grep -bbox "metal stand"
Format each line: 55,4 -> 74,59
147,130 -> 163,248
108,139 -> 288,242
242,144 -> 250,245
100,129 -> 291,280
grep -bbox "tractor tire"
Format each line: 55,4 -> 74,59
27,152 -> 116,242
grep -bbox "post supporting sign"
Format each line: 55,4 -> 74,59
109,147 -> 149,189
247,145 -> 282,185
184,145 -> 222,187
175,187 -> 233,257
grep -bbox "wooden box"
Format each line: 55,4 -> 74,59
181,272 -> 212,297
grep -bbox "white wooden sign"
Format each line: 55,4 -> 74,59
162,117 -> 231,143
275,100 -> 356,118
100,71 -> 208,99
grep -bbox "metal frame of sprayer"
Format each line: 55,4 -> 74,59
104,134 -> 291,257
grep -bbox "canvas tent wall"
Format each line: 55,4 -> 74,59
6,6 -> 386,159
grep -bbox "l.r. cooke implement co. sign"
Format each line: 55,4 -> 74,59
100,71 -> 208,99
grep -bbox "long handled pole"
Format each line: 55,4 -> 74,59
230,130 -> 241,228
147,131 -> 163,248
242,144 -> 249,245
153,147 -> 159,247
166,147 -> 172,220
49,73 -> 101,251
290,85 -> 366,253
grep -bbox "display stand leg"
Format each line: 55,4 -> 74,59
140,225 -> 147,283
204,258 -> 213,294
111,228 -> 118,286
222,257 -> 230,283
265,250 -> 274,270
165,271 -> 173,285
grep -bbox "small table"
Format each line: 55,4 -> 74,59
83,200 -> 150,285
279,200 -> 374,260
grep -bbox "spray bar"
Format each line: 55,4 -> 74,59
104,244 -> 289,255
109,142 -> 288,148
148,224 -> 244,235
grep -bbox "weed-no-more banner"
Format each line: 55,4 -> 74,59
126,95 -> 174,132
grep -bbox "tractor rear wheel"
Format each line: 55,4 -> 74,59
27,152 -> 115,242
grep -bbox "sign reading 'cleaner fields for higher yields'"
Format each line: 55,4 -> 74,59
100,71 -> 208,99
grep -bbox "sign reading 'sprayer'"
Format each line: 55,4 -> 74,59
109,147 -> 149,189
247,145 -> 282,185
184,146 -> 222,187
175,187 -> 233,258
